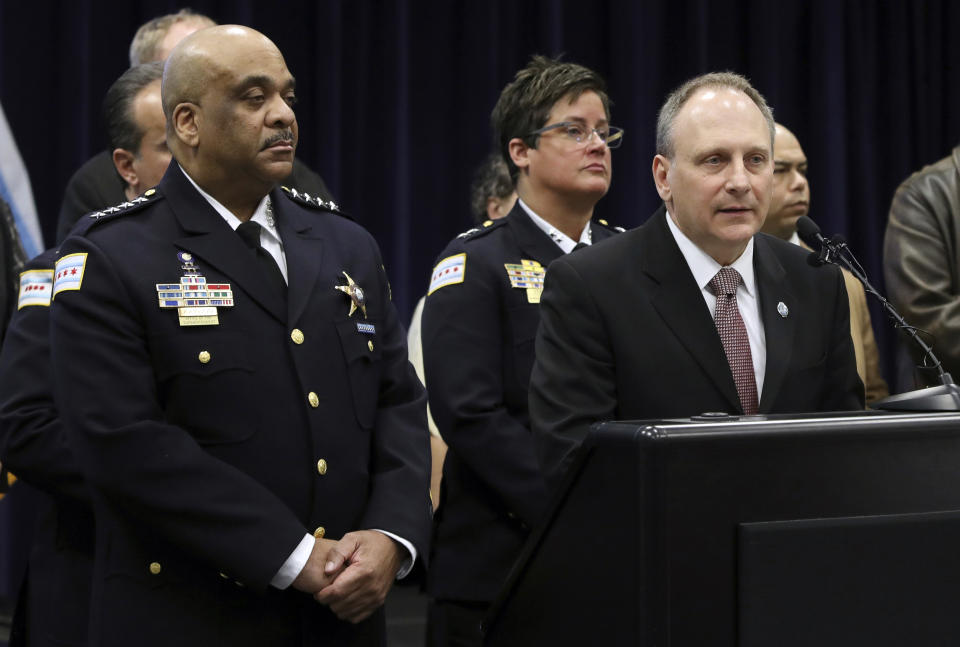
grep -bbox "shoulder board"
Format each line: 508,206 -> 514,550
74,188 -> 163,237
457,217 -> 507,241
281,186 -> 353,221
595,218 -> 626,233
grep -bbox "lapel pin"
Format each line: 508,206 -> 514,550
777,301 -> 789,318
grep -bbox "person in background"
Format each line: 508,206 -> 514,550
884,142 -> 960,387
422,55 -> 623,646
761,123 -> 888,404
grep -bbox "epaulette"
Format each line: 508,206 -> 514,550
456,217 -> 507,240
595,218 -> 627,234
281,186 -> 353,221
75,188 -> 163,237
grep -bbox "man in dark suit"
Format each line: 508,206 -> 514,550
48,25 -> 430,646
421,56 -> 623,645
531,72 -> 864,488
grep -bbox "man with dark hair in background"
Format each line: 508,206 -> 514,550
421,55 -> 623,645
56,9 -> 332,242
531,72 -> 863,488
761,123 -> 888,403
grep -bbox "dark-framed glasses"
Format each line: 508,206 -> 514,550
526,122 -> 624,149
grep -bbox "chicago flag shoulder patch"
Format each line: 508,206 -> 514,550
18,269 -> 54,308
428,253 -> 466,294
53,253 -> 88,297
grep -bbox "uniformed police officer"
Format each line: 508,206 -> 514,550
0,248 -> 95,647
48,25 -> 430,646
421,56 -> 624,645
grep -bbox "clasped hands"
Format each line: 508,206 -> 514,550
292,529 -> 403,623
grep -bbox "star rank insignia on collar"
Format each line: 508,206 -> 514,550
335,271 -> 367,318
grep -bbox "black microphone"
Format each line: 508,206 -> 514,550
796,216 -> 960,410
797,215 -> 839,266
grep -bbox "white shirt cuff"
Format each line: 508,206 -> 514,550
373,529 -> 417,579
270,533 -> 315,589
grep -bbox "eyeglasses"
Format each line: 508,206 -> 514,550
526,122 -> 624,149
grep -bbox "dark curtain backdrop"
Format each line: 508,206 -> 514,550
1,0 -> 959,386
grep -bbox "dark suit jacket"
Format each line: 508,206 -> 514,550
531,206 -> 865,488
55,150 -> 335,244
49,163 -> 430,646
422,205 -> 619,601
0,248 -> 94,646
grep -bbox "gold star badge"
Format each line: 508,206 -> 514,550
334,271 -> 367,318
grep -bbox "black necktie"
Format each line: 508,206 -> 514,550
236,221 -> 287,294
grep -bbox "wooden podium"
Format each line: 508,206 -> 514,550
484,412 -> 960,646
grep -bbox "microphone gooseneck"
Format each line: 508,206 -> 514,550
796,216 -> 956,403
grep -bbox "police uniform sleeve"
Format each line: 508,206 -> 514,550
355,236 -> 432,562
49,235 -> 307,588
422,240 -> 546,526
529,255 -> 618,491
0,250 -> 89,503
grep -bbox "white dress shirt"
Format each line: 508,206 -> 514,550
181,167 -> 416,587
665,210 -> 766,398
518,198 -> 592,253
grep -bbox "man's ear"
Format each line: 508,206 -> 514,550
508,137 -> 531,173
652,154 -> 672,202
112,148 -> 137,187
171,102 -> 200,148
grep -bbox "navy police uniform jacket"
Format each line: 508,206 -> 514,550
0,249 -> 94,647
421,204 -> 619,601
49,163 -> 431,646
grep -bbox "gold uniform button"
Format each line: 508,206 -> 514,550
144,188 -> 156,196
313,526 -> 326,539
483,219 -> 493,227
317,459 -> 328,475
367,340 -> 374,352
291,329 -> 304,344
149,562 -> 162,575
599,219 -> 609,226
308,392 -> 320,408
198,350 -> 211,364
219,572 -> 229,579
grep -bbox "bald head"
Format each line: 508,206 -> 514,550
762,123 -> 810,240
160,25 -> 298,217
162,25 -> 283,121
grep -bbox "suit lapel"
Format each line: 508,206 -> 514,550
641,207 -> 743,412
754,235 -> 796,412
272,187 -> 325,326
161,165 -> 288,323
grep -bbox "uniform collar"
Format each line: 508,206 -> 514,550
517,198 -> 592,254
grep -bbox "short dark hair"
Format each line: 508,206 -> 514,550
128,9 -> 217,67
102,62 -> 165,154
491,55 -> 610,182
656,71 -> 775,159
469,153 -> 514,222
